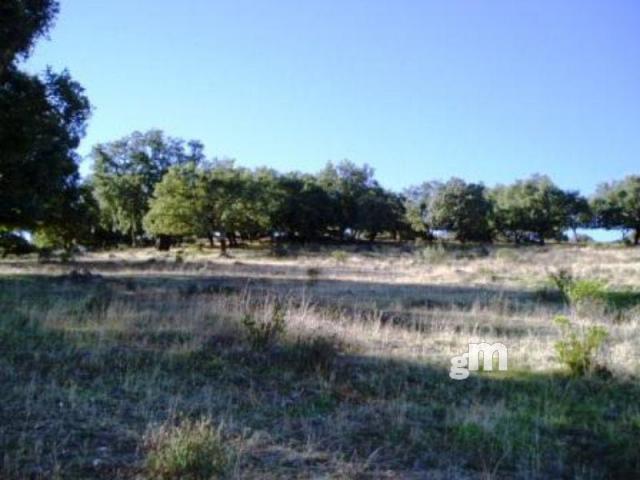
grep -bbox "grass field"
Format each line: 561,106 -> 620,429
1,243 -> 640,478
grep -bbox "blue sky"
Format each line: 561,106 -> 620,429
25,0 -> 639,201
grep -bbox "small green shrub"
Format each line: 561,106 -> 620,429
554,315 -> 608,376
567,279 -> 608,307
548,270 -> 608,309
242,301 -> 286,350
330,250 -> 348,263
416,244 -> 448,264
144,417 -> 228,480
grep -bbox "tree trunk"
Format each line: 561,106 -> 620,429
156,235 -> 171,251
219,237 -> 228,257
634,228 -> 639,245
130,226 -> 136,247
207,233 -> 214,248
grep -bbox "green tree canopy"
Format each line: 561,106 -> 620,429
491,175 -> 575,244
32,183 -> 100,251
403,181 -> 443,239
317,160 -> 376,238
144,162 -> 212,240
270,173 -> 334,241
355,187 -> 406,241
429,178 -> 492,242
0,0 -> 59,76
0,0 -> 90,232
592,176 -> 640,244
91,130 -> 205,245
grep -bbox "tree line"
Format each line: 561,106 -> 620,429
28,129 -> 640,251
2,1 -> 640,254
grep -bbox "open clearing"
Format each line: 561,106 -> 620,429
1,244 -> 640,478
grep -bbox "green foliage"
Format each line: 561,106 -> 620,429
1,68 -> 90,230
548,270 -> 609,309
270,173 -> 334,240
564,191 -> 593,239
144,163 -> 212,239
144,418 -> 229,480
355,187 -> 406,241
32,183 -> 101,250
318,160 -> 376,238
429,178 -> 493,242
566,279 -> 608,307
242,301 -> 286,350
0,0 -> 59,73
316,160 -> 405,240
592,176 -> 640,245
491,175 -> 583,244
403,181 -> 442,239
92,130 -> 204,245
1,0 -> 88,234
0,232 -> 35,257
554,315 -> 608,376
209,163 -> 278,241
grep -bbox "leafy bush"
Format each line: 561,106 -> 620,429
554,315 -> 608,376
242,301 -> 286,350
144,417 -> 228,480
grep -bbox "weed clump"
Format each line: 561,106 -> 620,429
242,300 -> 286,350
548,270 -> 608,310
330,250 -> 348,263
554,315 -> 608,376
416,243 -> 448,264
144,417 -> 229,480
283,336 -> 341,375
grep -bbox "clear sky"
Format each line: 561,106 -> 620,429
24,0 -> 640,199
